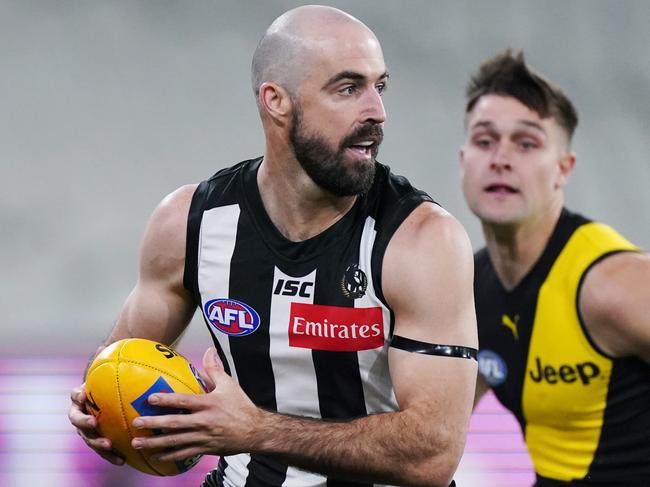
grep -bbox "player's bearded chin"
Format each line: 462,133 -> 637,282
290,107 -> 383,197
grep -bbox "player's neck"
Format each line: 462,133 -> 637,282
482,203 -> 563,291
257,152 -> 357,242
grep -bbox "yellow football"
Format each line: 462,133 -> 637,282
84,338 -> 206,476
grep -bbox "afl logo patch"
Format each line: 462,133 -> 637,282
341,264 -> 367,299
203,298 -> 261,337
478,349 -> 508,387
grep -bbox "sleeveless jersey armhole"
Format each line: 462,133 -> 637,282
370,190 -> 434,312
576,249 -> 645,359
183,180 -> 211,304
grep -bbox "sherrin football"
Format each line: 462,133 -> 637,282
84,338 -> 207,476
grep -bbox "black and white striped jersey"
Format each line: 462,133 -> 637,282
184,157 -> 433,487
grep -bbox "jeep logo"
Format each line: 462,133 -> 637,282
529,357 -> 600,385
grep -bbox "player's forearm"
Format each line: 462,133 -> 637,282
250,406 -> 459,487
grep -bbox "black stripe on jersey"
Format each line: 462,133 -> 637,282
226,210 -> 288,486
227,210 -> 278,410
201,458 -> 226,487
583,357 -> 650,483
311,246 -> 374,487
388,307 -> 396,339
244,455 -> 290,487
312,249 -> 368,421
184,179 -> 211,303
534,474 -> 649,487
327,479 -> 371,487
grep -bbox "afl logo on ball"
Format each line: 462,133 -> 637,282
203,298 -> 261,337
341,264 -> 368,299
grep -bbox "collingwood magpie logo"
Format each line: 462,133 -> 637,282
341,264 -> 367,299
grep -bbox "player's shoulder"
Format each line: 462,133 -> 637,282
138,185 -> 199,276
389,203 -> 473,272
161,184 -> 199,208
403,203 -> 469,244
206,158 -> 258,183
582,251 -> 649,308
382,203 -> 474,323
153,158 -> 261,220
139,184 -> 198,257
152,184 -> 199,226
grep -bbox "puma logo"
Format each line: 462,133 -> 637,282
501,314 -> 519,340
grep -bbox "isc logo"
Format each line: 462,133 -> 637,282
273,278 -> 313,298
204,298 -> 261,337
528,357 -> 600,385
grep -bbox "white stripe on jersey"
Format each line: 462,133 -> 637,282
220,454 -> 249,487
198,204 -> 241,382
357,216 -> 398,414
282,468 -> 327,487
269,267 -> 327,486
269,268 -> 320,417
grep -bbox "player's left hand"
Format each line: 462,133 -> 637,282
130,347 -> 264,460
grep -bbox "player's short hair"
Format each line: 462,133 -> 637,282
465,49 -> 578,140
251,30 -> 303,106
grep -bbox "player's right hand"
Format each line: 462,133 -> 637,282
69,384 -> 125,466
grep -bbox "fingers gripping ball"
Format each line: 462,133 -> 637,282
84,338 -> 207,476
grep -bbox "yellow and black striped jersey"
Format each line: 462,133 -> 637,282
476,209 -> 650,486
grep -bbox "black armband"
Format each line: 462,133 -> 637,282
390,335 -> 477,361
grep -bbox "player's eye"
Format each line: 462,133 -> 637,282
474,137 -> 493,149
519,140 -> 538,150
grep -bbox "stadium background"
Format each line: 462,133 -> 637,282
1,1 -> 648,485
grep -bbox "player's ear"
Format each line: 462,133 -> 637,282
556,151 -> 576,189
259,82 -> 292,124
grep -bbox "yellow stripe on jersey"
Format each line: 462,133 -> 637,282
522,222 -> 639,481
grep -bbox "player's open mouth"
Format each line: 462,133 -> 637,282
347,140 -> 375,157
485,183 -> 518,194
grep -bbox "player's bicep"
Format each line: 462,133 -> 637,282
384,204 -> 477,430
114,279 -> 196,345
107,185 -> 198,345
384,204 -> 477,354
